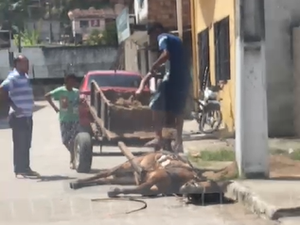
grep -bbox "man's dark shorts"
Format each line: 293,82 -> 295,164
149,78 -> 189,115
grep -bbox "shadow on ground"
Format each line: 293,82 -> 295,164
36,175 -> 76,182
269,176 -> 300,181
33,104 -> 46,112
87,168 -> 107,174
185,194 -> 235,206
93,151 -> 147,157
183,134 -> 220,142
181,130 -> 233,142
89,193 -> 234,207
93,140 -> 151,148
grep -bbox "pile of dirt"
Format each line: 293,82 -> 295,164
269,155 -> 300,177
109,96 -> 152,132
203,155 -> 300,181
114,96 -> 145,109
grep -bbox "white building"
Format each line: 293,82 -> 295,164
68,7 -> 117,40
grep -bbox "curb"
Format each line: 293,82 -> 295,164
226,181 -> 300,220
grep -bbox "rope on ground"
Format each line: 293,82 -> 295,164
90,196 -> 147,214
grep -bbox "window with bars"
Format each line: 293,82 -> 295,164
79,20 -> 89,28
197,28 -> 211,91
214,16 -> 231,83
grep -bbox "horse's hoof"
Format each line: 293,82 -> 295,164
107,187 -> 121,198
69,182 -> 79,190
107,191 -> 117,198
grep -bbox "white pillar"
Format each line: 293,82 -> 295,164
176,0 -> 183,39
293,28 -> 300,137
235,0 -> 269,178
140,49 -> 147,75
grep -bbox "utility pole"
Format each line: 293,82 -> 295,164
46,1 -> 53,43
18,28 -> 21,52
176,0 -> 183,39
235,0 -> 269,178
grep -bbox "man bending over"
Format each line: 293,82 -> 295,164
136,22 -> 191,153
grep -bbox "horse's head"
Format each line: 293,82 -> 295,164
179,178 -> 205,195
180,178 -> 232,195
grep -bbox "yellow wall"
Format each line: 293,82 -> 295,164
190,0 -> 236,134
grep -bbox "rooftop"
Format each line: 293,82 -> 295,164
68,7 -> 116,20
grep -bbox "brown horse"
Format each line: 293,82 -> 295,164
69,143 -> 230,197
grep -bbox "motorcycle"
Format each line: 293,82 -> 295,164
191,87 -> 223,134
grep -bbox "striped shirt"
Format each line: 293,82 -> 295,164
0,69 -> 34,117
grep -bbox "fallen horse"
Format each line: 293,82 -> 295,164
70,142 -> 235,199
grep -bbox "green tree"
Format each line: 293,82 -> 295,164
14,29 -> 40,47
86,29 -> 103,46
101,22 -> 118,46
0,0 -> 10,23
0,0 -> 29,30
86,23 -> 118,46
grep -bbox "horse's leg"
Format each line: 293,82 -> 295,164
108,170 -> 170,197
70,162 -> 132,189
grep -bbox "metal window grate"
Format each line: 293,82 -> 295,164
197,28 -> 211,91
214,16 -> 231,83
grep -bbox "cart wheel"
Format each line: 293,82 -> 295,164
74,132 -> 93,173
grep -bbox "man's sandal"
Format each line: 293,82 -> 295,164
15,169 -> 40,178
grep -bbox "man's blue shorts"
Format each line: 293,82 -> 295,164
149,81 -> 189,116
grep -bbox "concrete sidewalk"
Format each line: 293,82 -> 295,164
182,120 -> 300,223
226,180 -> 300,221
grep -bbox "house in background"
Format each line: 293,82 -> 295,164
68,7 -> 117,40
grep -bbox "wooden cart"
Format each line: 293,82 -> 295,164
73,81 -> 176,173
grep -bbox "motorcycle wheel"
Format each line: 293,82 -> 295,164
199,109 -> 223,134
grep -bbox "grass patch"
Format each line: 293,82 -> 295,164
270,148 -> 289,155
187,146 -> 300,170
188,148 -> 235,162
270,148 -> 300,160
200,149 -> 235,161
187,148 -> 235,169
290,149 -> 300,160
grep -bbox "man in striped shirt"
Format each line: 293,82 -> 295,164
0,55 -> 39,177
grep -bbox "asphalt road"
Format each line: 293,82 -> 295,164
0,102 -> 278,225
